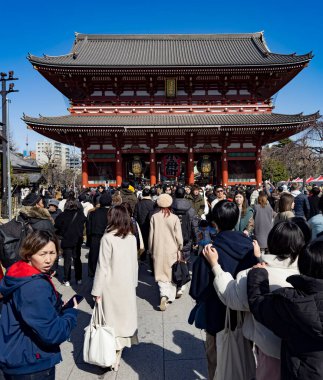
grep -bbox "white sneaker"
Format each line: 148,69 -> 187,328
159,296 -> 168,311
63,281 -> 70,287
176,289 -> 183,299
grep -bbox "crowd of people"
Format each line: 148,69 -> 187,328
1,180 -> 323,379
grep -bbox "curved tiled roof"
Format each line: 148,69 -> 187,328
10,152 -> 40,170
28,32 -> 312,68
23,112 -> 319,129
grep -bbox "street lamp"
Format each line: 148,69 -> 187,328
1,71 -> 18,219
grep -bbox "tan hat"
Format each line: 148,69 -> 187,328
157,194 -> 173,208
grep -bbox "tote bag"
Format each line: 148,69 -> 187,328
83,302 -> 116,367
215,307 -> 256,380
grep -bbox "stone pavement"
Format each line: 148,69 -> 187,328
53,247 -> 208,380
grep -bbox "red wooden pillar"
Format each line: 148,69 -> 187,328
150,148 -> 157,185
216,159 -> 221,185
116,149 -> 122,186
187,148 -> 195,184
81,150 -> 88,188
221,148 -> 228,187
256,147 -> 262,186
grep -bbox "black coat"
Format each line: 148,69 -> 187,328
54,209 -> 86,248
133,198 -> 155,249
88,207 -> 110,237
247,269 -> 323,380
87,207 -> 110,277
309,195 -> 321,219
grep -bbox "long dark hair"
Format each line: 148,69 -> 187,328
106,205 -> 133,238
234,190 -> 248,217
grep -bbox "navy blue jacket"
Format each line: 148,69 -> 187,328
190,230 -> 257,335
294,193 -> 310,220
0,261 -> 77,375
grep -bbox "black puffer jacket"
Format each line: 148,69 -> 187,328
247,269 -> 323,380
54,209 -> 86,249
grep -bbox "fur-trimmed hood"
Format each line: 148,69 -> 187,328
20,206 -> 52,221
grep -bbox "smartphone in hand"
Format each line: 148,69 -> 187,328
62,294 -> 84,310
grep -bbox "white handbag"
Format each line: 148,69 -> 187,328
215,307 -> 256,380
83,302 -> 116,367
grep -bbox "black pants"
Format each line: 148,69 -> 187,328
63,246 -> 82,282
88,235 -> 102,277
4,367 -> 55,380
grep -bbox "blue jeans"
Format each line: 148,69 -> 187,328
4,367 -> 55,380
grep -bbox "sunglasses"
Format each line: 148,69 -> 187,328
216,189 -> 224,193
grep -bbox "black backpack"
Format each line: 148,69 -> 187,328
175,209 -> 191,245
0,216 -> 33,269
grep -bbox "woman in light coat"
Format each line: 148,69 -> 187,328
203,220 -> 309,380
91,205 -> 138,371
148,194 -> 183,311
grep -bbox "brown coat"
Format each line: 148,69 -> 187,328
148,211 -> 183,282
91,231 -> 138,338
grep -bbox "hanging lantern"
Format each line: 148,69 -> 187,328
131,156 -> 143,175
197,155 -> 213,176
161,154 -> 182,178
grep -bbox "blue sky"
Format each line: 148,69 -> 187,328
1,0 -> 322,151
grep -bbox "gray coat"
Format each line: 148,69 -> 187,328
253,204 -> 276,248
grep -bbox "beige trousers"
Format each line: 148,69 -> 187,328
158,281 -> 177,302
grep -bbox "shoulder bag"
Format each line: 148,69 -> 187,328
83,302 -> 116,367
171,250 -> 191,287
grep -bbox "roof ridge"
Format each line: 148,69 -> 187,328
75,32 -> 264,41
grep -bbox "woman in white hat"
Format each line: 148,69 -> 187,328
148,194 -> 183,310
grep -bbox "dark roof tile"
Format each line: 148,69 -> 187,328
23,112 -> 319,129
28,33 -> 312,68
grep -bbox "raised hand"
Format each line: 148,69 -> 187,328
202,244 -> 219,267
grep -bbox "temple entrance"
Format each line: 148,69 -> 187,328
194,154 -> 220,186
87,161 -> 116,185
123,154 -> 150,186
156,154 -> 186,185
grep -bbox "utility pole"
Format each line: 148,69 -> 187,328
1,71 -> 18,219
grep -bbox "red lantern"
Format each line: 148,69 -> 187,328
162,154 -> 181,178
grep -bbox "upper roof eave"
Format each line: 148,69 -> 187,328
27,32 -> 313,69
28,56 -> 313,69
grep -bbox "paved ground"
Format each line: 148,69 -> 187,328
53,247 -> 208,380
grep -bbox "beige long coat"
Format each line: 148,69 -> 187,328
91,231 -> 138,338
148,211 -> 183,282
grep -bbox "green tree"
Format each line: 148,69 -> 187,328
263,159 -> 289,183
276,138 -> 292,148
